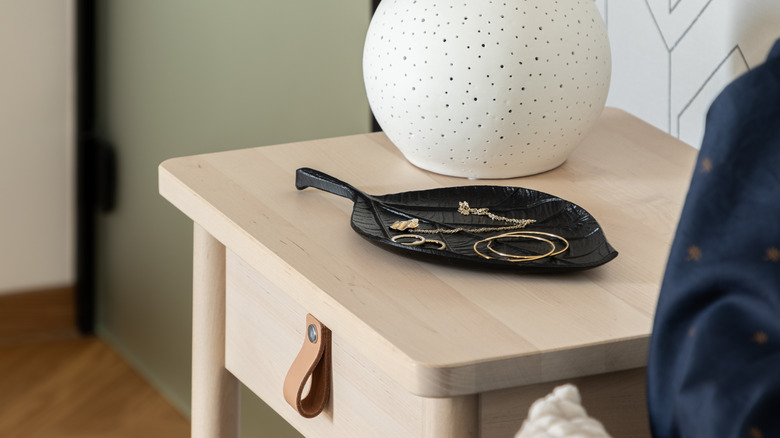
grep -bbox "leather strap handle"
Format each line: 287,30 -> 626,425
283,314 -> 331,418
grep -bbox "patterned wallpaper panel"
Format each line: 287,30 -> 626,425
596,0 -> 780,148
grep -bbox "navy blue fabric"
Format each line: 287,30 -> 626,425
647,40 -> 780,438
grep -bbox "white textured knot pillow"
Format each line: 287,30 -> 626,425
515,384 -> 611,438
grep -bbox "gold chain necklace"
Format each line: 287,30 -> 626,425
389,201 -> 536,234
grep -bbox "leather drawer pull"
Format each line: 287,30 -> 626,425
283,314 -> 331,418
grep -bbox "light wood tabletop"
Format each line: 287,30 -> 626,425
160,108 -> 698,437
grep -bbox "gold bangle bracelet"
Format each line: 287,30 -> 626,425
506,231 -> 569,257
474,233 -> 556,262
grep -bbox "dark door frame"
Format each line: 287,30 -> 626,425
76,0 -> 96,334
77,0 -> 118,334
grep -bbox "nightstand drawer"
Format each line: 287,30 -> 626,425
224,250 -> 423,437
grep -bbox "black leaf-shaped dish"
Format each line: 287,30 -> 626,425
295,168 -> 617,273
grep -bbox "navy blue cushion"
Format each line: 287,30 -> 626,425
647,40 -> 780,438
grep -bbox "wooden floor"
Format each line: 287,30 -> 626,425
0,287 -> 80,348
0,287 -> 304,438
0,335 -> 190,437
0,287 -> 190,436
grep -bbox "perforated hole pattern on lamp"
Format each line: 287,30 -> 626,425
363,0 -> 611,178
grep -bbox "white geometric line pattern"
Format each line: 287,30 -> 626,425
645,0 -> 714,50
600,0 -> 780,148
677,46 -> 750,142
677,45 -> 749,130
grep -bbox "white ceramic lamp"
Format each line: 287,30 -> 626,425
363,0 -> 611,178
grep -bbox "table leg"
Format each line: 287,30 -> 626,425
422,394 -> 479,437
192,224 -> 240,438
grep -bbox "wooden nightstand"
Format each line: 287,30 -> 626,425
159,108 -> 697,437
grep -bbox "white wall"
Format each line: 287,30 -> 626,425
597,0 -> 780,148
0,1 -> 75,295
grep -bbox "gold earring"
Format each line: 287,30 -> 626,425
390,218 -> 420,231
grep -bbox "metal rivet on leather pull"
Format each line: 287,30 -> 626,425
307,324 -> 318,343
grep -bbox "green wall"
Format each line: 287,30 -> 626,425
93,1 -> 370,436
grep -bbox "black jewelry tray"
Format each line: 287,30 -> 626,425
295,168 -> 617,273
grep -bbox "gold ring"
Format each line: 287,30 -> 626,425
391,234 -> 426,246
474,233 -> 555,262
424,239 -> 447,250
391,234 -> 446,250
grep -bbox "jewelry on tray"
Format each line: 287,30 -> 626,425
391,234 -> 447,250
457,201 -> 534,226
474,231 -> 570,262
389,201 -> 536,234
474,233 -> 556,262
502,231 -> 570,257
390,218 -> 420,231
387,202 -> 571,260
